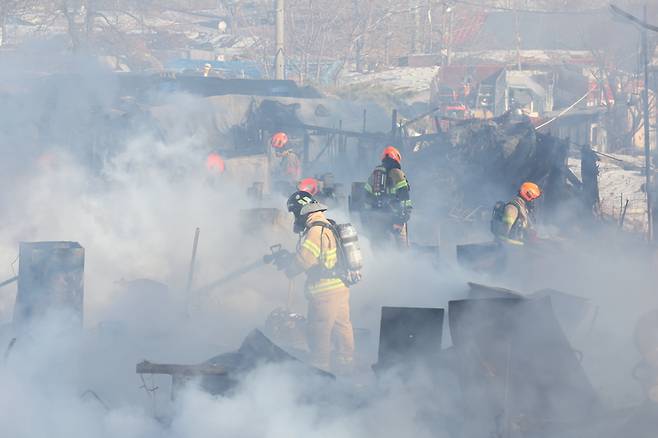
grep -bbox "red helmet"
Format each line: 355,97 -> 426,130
271,132 -> 289,149
381,146 -> 401,164
297,177 -> 319,196
206,152 -> 225,173
519,182 -> 541,202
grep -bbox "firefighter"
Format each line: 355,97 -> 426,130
274,191 -> 355,373
298,175 -> 341,208
363,146 -> 412,249
202,63 -> 212,77
298,177 -> 319,196
271,132 -> 302,183
206,152 -> 225,174
491,182 -> 541,245
205,152 -> 225,188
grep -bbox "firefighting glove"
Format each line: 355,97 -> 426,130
272,249 -> 293,271
283,258 -> 305,279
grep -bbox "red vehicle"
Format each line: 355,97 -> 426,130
444,102 -> 469,119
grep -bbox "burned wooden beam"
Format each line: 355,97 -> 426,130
400,107 -> 441,128
297,123 -> 388,140
135,330 -> 333,399
0,276 -> 18,289
136,361 -> 228,376
566,167 -> 583,188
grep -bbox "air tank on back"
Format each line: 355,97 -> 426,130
336,223 -> 363,271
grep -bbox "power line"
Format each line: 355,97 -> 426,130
535,89 -> 593,130
609,4 -> 658,33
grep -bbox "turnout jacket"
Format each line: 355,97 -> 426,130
364,165 -> 412,223
286,212 -> 347,295
500,196 -> 534,245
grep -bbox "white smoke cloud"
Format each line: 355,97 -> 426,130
1,41 -> 657,438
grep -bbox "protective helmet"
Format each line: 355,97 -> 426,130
381,145 -> 402,164
271,132 -> 289,149
519,182 -> 541,202
297,177 -> 319,196
286,191 -> 327,217
300,200 -> 328,216
206,152 -> 225,173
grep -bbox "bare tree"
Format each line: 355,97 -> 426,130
585,17 -> 658,153
0,0 -> 39,46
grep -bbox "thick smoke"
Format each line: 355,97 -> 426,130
0,43 -> 656,438
0,50 -> 453,438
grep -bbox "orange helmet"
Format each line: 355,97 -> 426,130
297,177 -> 319,196
519,182 -> 541,202
381,146 -> 402,164
206,152 -> 225,173
271,132 -> 289,149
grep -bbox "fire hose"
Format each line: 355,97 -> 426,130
193,245 -> 289,296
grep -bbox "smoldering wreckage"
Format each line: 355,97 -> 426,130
1,72 -> 658,438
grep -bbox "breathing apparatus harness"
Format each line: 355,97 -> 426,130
298,219 -> 362,286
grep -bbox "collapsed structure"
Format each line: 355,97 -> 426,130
406,113 -> 600,230
1,67 -> 655,438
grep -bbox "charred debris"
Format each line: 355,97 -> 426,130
0,73 -> 652,438
8,71 -> 600,228
4,246 -> 652,438
404,112 -> 601,229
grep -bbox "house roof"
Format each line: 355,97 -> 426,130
438,64 -> 504,90
505,71 -> 549,99
542,106 -> 606,123
452,50 -> 595,67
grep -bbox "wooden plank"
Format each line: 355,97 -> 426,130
136,360 -> 228,376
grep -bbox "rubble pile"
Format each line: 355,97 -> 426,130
408,114 -> 589,230
1,4 -> 657,434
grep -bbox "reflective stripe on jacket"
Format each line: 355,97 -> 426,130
499,197 -> 532,245
295,213 -> 347,294
365,167 -> 412,213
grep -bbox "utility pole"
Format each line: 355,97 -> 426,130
654,68 -> 658,161
446,4 -> 454,65
513,0 -> 522,70
610,3 -> 656,241
274,0 -> 285,80
642,4 -> 653,241
427,0 -> 433,53
353,0 -> 363,72
413,0 -> 421,54
410,0 -> 417,53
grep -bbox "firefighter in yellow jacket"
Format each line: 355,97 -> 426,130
363,146 -> 412,249
275,191 -> 355,372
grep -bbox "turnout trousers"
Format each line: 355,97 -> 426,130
306,287 -> 355,372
